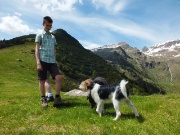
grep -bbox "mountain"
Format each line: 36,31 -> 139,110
141,39 -> 180,93
52,29 -> 123,82
0,29 -> 123,92
0,29 -> 165,95
91,42 -> 166,94
91,41 -> 180,94
142,39 -> 180,58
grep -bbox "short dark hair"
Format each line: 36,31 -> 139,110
43,16 -> 53,23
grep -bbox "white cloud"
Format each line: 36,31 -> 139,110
91,0 -> 130,13
79,40 -> 102,49
61,14 -> 156,42
92,0 -> 114,9
36,29 -> 43,34
22,0 -> 83,14
114,1 -> 127,13
14,12 -> 22,16
0,15 -> 33,36
0,0 -> 179,49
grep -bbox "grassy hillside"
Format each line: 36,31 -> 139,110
0,31 -> 124,92
93,43 -> 180,94
143,56 -> 180,93
0,43 -> 37,87
0,44 -> 180,134
1,30 -> 169,95
93,46 -> 166,95
53,29 -> 123,83
1,33 -> 179,94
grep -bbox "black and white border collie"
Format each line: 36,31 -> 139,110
79,79 -> 139,120
87,77 -> 108,108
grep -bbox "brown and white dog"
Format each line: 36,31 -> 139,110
79,79 -> 139,120
80,77 -> 107,108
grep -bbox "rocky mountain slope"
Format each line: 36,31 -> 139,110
91,40 -> 180,93
142,39 -> 180,58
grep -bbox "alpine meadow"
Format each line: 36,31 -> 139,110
0,30 -> 180,135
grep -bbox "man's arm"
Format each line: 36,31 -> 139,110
35,42 -> 43,71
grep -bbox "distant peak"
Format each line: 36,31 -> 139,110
143,39 -> 180,57
91,42 -> 128,52
152,39 -> 180,48
141,46 -> 149,52
118,42 -> 128,46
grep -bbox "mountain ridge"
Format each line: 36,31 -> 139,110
91,40 -> 180,93
0,29 -> 170,94
142,39 -> 180,58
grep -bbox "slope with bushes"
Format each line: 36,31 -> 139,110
0,29 -> 165,94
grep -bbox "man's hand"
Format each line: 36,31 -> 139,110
37,63 -> 43,71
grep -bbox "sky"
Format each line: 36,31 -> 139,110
0,0 -> 180,50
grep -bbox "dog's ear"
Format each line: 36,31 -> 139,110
85,79 -> 93,87
85,81 -> 90,87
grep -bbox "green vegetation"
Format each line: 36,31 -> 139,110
0,43 -> 180,134
1,31 -> 179,95
0,30 -> 123,92
1,88 -> 180,134
93,45 -> 166,95
0,29 -> 172,95
93,42 -> 180,94
0,34 -> 35,49
53,29 -> 123,83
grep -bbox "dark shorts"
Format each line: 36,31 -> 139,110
38,61 -> 60,80
47,71 -> 55,80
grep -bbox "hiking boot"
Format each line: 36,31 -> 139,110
46,96 -> 54,102
41,97 -> 48,107
53,97 -> 63,107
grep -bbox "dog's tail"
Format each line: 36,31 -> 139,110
120,80 -> 128,99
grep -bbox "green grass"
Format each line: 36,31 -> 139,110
0,44 -> 180,135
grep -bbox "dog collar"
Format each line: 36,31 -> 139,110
87,82 -> 95,90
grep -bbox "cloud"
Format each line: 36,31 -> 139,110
0,15 -> 33,36
22,0 -> 83,14
0,0 -> 179,49
60,13 -> 156,42
91,0 -> 130,13
79,40 -> 102,49
14,12 -> 22,16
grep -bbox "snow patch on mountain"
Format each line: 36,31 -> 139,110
174,54 -> 180,57
142,39 -> 180,57
91,44 -> 119,52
